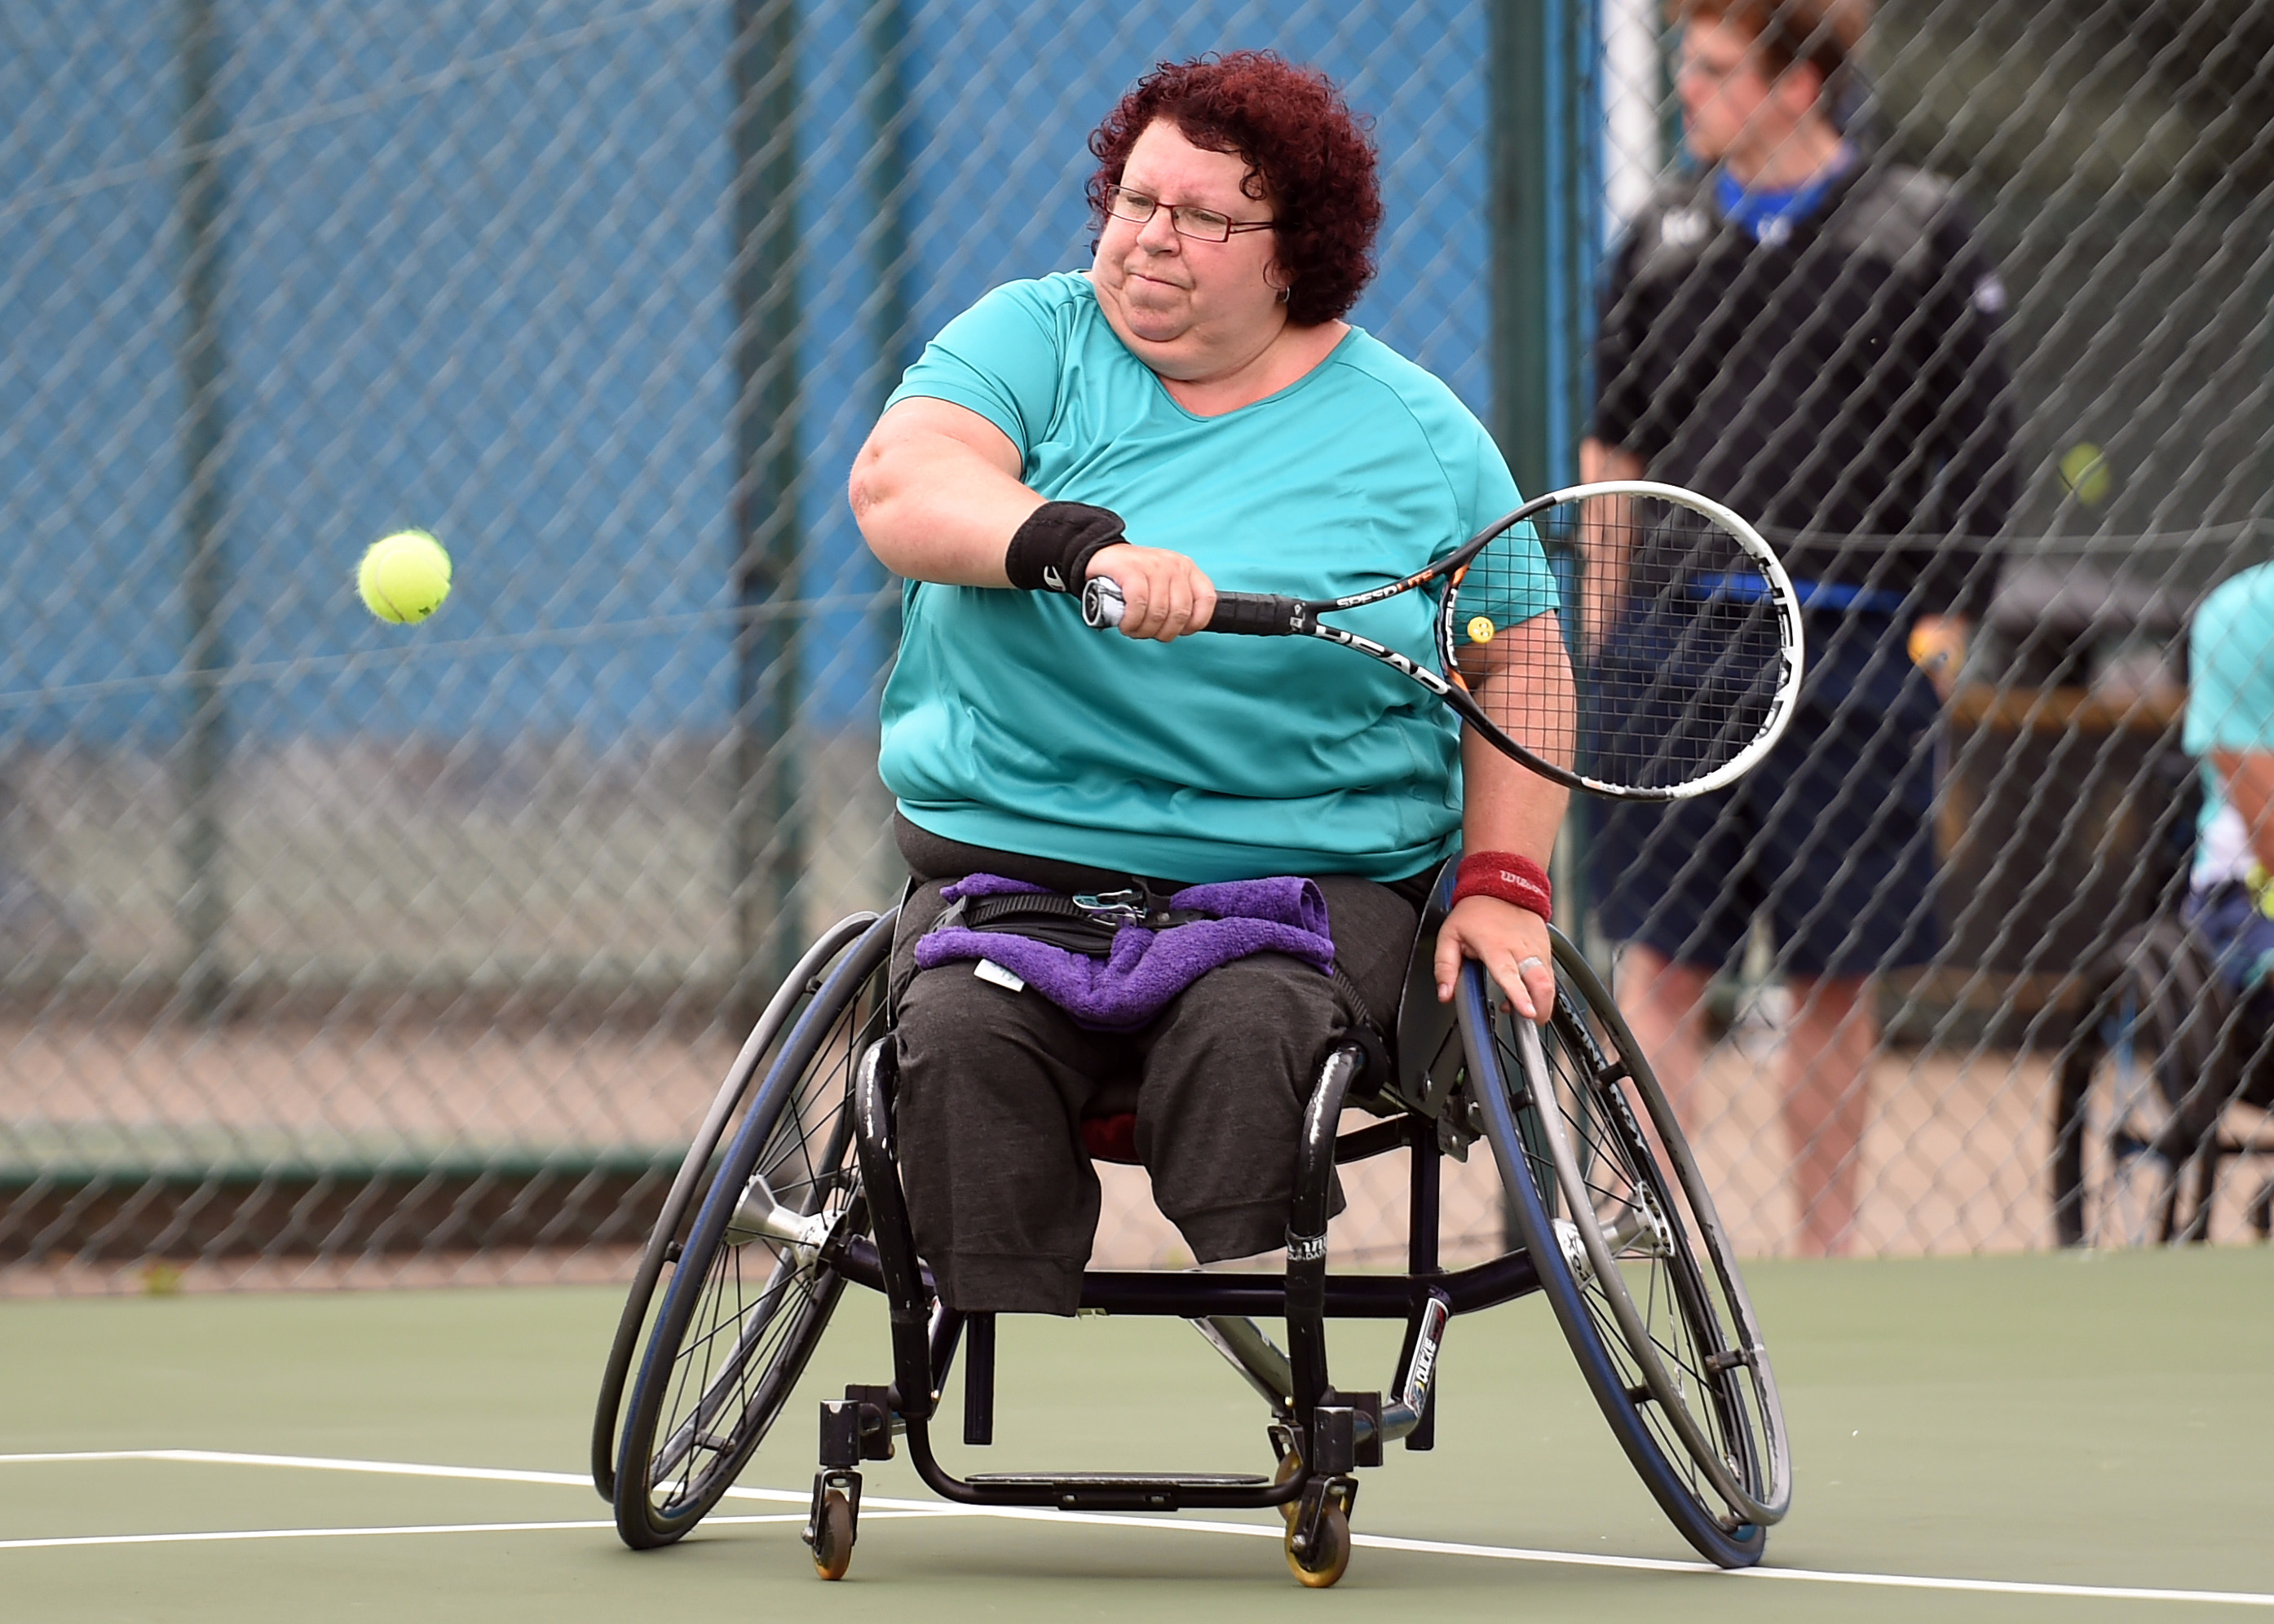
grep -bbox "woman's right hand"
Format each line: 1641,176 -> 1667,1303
1086,543 -> 1217,642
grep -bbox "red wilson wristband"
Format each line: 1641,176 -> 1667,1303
1451,851 -> 1553,920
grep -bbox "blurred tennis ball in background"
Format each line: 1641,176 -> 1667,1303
357,530 -> 452,624
2058,442 -> 2112,506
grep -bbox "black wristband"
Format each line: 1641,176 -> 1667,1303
1005,501 -> 1126,594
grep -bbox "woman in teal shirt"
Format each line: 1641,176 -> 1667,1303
850,52 -> 1570,1313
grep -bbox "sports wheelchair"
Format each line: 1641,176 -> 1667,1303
591,866 -> 1790,1586
2052,914 -> 2274,1247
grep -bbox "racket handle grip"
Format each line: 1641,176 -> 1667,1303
1080,577 -> 1306,636
1206,591 -> 1307,636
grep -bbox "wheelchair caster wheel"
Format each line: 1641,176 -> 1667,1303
809,1489 -> 854,1581
1284,1500 -> 1350,1588
1271,1448 -> 1304,1526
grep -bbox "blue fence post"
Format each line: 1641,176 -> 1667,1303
861,0 -> 915,409
859,0 -> 912,819
1490,0 -> 1597,496
174,0 -> 233,1019
731,0 -> 806,1009
1492,0 -> 1609,1057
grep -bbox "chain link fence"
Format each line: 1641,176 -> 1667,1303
1,0 -> 2267,1292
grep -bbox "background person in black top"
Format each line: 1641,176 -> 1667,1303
1583,0 -> 2016,1255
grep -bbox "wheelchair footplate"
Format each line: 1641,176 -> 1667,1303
961,1472 -> 1269,1512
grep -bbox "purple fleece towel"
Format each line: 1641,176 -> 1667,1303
916,874 -> 1336,1030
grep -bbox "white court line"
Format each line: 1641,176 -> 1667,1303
2,1516 -> 795,1552
3,1449 -> 2271,1608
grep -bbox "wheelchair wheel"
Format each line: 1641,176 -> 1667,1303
612,911 -> 895,1549
1459,932 -> 1789,1568
2091,1056 -> 2194,1248
592,911 -> 881,1502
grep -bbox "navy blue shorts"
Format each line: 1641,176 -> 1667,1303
1590,611 -> 1941,978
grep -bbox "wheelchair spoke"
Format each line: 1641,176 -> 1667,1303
1574,1282 -> 1715,1499
656,1249 -> 826,1498
607,911 -> 894,1551
651,1242 -> 837,1508
645,994 -> 880,1514
653,1248 -> 746,1488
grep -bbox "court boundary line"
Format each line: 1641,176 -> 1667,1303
2,1515 -> 798,1551
4,1450 -> 2270,1608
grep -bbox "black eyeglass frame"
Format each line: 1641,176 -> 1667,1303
1102,184 -> 1278,243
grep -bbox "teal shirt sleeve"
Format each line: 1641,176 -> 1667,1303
1465,420 -> 1523,539
1445,417 -> 1558,629
884,278 -> 1064,456
2186,567 -> 2274,757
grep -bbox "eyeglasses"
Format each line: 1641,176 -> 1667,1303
1104,185 -> 1277,244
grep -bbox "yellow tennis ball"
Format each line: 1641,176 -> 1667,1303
357,530 -> 452,624
2058,443 -> 2111,506
1465,614 -> 1497,645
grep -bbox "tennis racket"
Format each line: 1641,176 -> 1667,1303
1082,480 -> 1804,801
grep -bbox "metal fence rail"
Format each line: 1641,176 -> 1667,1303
2,0 -> 2269,1291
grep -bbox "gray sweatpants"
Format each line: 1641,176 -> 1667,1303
889,874 -> 1418,1315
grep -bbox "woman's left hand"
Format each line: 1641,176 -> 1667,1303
1433,894 -> 1556,1021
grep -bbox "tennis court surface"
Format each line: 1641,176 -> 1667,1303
5,1248 -> 2266,1622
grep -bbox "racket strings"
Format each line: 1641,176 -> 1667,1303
1451,496 -> 1789,795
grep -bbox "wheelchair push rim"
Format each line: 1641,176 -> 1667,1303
612,912 -> 894,1547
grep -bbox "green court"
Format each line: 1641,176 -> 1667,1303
5,1247 -> 2268,1621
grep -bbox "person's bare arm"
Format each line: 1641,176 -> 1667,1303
847,398 -> 1041,585
847,396 -> 1214,638
2214,750 -> 2274,874
1433,611 -> 1573,1021
1576,439 -> 1645,652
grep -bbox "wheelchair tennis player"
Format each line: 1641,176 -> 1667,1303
847,51 -> 1569,1318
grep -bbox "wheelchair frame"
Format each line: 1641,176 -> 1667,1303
2051,924 -> 2274,1247
594,876 -> 1790,1586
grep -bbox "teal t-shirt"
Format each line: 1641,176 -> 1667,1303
2184,561 -> 2274,890
877,271 -> 1558,883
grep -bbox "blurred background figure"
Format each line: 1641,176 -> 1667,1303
1582,0 -> 2016,1255
2138,565 -> 2274,1229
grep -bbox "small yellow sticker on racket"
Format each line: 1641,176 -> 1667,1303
1465,614 -> 1497,645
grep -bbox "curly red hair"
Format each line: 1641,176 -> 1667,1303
1086,52 -> 1381,328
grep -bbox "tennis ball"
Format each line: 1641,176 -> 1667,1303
2058,442 -> 2112,506
357,530 -> 452,624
